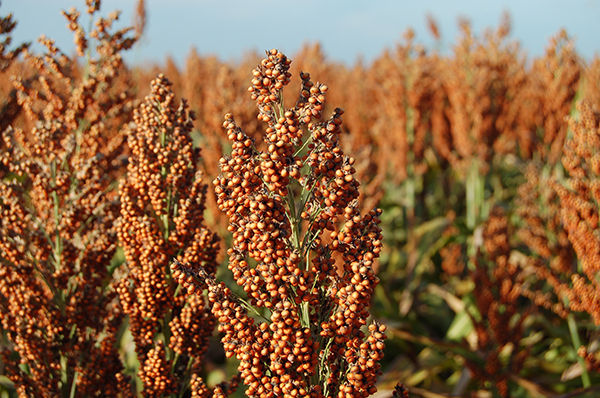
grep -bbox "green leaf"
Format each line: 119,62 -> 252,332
446,310 -> 474,341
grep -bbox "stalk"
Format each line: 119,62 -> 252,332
567,314 -> 591,388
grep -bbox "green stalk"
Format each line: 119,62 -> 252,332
300,301 -> 310,328
466,158 -> 485,269
50,160 -> 62,272
237,296 -> 270,322
293,135 -> 313,158
405,105 -> 416,221
60,354 -> 77,398
318,337 -> 334,394
567,314 -> 591,388
285,134 -> 313,328
276,88 -> 285,119
68,371 -> 78,398
48,160 -> 67,315
175,357 -> 195,398
287,187 -> 300,241
52,190 -> 62,270
466,158 -> 483,231
171,352 -> 180,373
163,189 -> 172,240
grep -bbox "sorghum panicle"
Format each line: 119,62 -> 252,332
531,30 -> 581,164
514,164 -> 573,318
555,101 -> 600,324
469,207 -> 531,397
173,49 -> 385,398
0,2 -> 136,395
442,18 -> 524,171
117,74 -> 221,396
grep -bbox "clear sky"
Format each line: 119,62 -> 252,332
4,0 -> 600,67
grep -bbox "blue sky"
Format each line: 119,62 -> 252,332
4,0 -> 600,67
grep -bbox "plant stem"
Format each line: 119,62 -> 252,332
68,371 -> 78,398
567,314 -> 591,388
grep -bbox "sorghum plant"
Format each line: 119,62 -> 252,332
515,163 -> 573,318
0,1 -> 136,395
369,30 -> 448,280
371,29 -> 439,182
290,44 -> 384,214
467,207 -> 530,397
514,147 -> 599,390
555,101 -> 600,324
117,74 -> 236,397
530,30 -> 581,164
172,49 -> 385,397
442,16 -> 524,171
436,17 -> 527,240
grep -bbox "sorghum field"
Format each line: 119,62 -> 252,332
1,1 -> 600,397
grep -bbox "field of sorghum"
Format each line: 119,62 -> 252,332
1,0 -> 600,397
